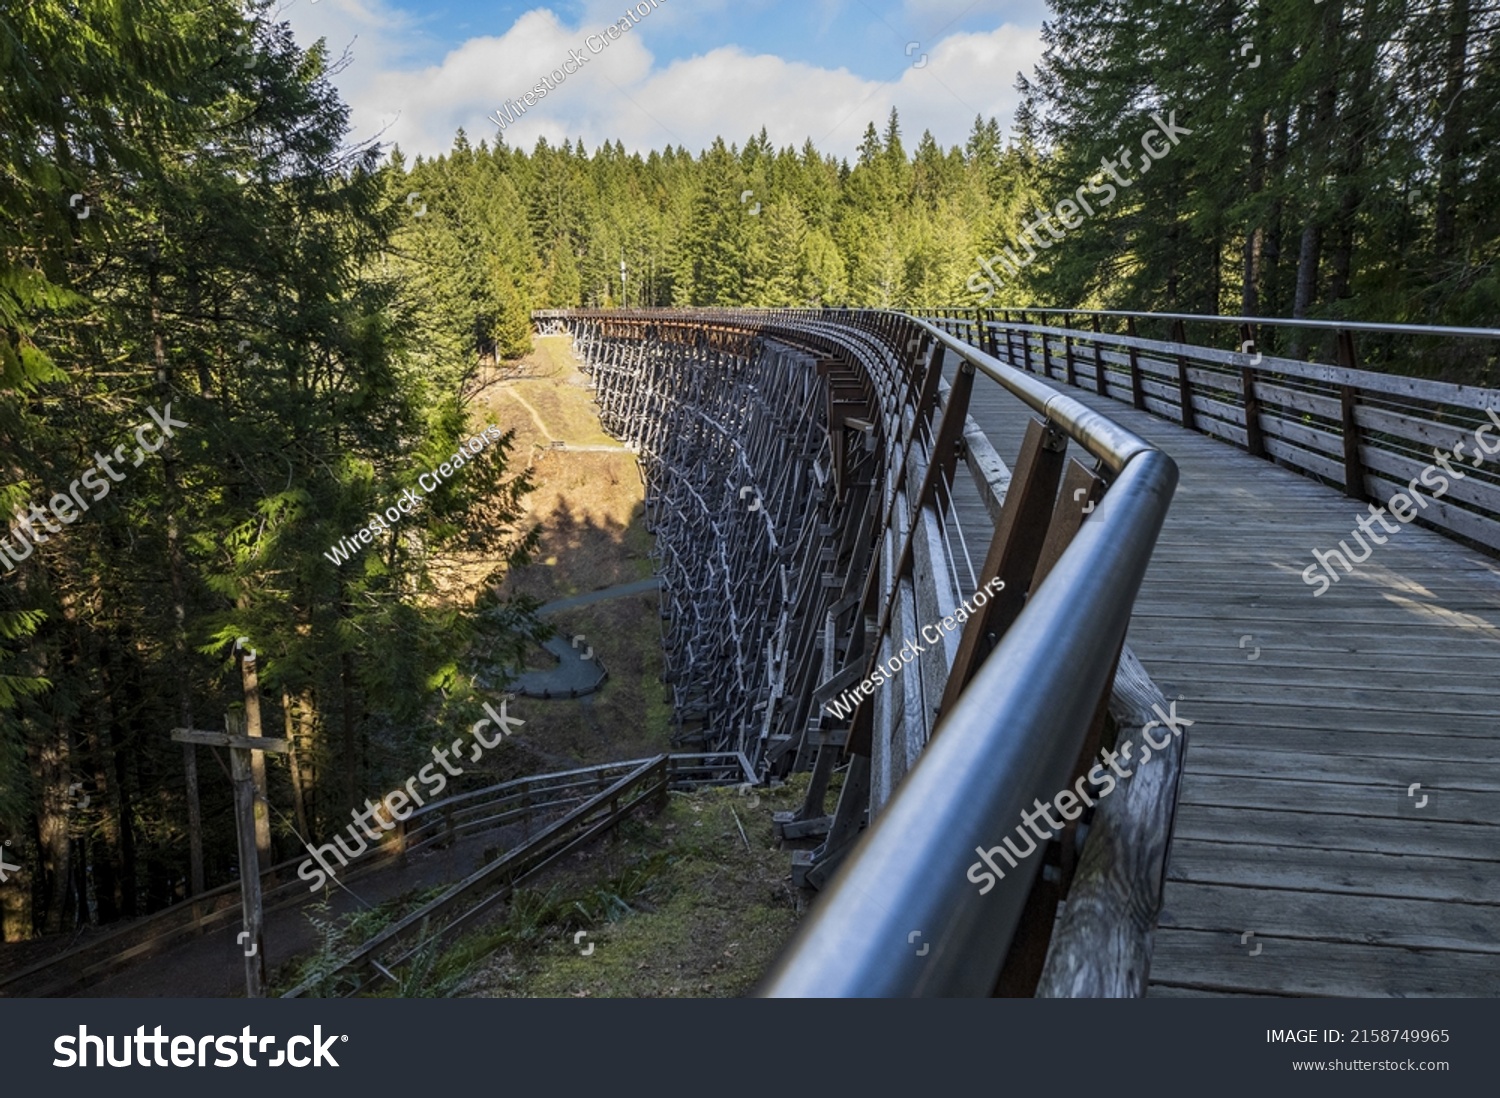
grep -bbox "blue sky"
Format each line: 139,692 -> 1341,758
279,0 -> 1051,159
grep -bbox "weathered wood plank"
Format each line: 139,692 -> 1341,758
1146,659 -> 1500,689
1177,773 -> 1498,824
1171,804 -> 1500,860
1148,928 -> 1500,997
1179,746 -> 1500,789
1166,840 -> 1500,903
1037,647 -> 1183,998
1158,881 -> 1500,953
1171,707 -> 1500,739
171,728 -> 289,753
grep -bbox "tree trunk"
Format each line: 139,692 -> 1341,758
1242,112 -> 1268,316
36,721 -> 72,934
299,689 -> 319,832
1262,115 -> 1290,327
109,705 -> 139,918
131,745 -> 171,910
149,257 -> 204,898
340,649 -> 359,813
1292,219 -> 1321,319
1290,5 -> 1345,351
83,680 -> 120,924
1432,0 -> 1471,254
1328,8 -> 1379,303
283,687 -> 310,839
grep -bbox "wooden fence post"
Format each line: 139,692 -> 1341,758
1338,329 -> 1366,500
1171,318 -> 1196,431
1126,317 -> 1145,411
1063,313 -> 1076,387
1239,322 -> 1266,459
170,722 -> 290,998
1092,314 -> 1106,396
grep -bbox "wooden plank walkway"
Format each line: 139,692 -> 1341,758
955,364 -> 1500,997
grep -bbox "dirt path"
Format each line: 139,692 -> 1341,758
502,388 -> 555,442
537,577 -> 660,615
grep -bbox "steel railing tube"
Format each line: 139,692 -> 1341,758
759,449 -> 1177,997
905,317 -> 1150,475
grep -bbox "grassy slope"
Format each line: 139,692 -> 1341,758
467,333 -> 673,774
456,777 -> 808,998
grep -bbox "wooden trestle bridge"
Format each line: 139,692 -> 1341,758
539,307 -> 1500,998
8,307 -> 1496,999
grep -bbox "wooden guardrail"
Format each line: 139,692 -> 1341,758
391,752 -> 751,856
0,849 -> 342,999
926,308 -> 1500,552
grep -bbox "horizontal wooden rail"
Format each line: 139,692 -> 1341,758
922,310 -> 1500,553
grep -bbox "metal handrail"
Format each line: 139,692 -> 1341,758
537,304 -> 1500,342
756,312 -> 1179,996
911,316 -> 1153,475
945,306 -> 1500,342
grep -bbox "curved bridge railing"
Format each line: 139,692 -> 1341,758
924,309 -> 1500,552
538,308 -> 1180,996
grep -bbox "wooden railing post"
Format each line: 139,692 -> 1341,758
1239,322 -> 1266,459
1171,318 -> 1195,431
1126,317 -> 1145,410
1092,314 -> 1106,396
1337,329 -> 1365,500
1063,313 -> 1076,386
936,417 -> 1069,719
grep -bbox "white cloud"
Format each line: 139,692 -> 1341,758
279,2 -> 1044,158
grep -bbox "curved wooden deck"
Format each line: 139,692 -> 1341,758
961,361 -> 1500,997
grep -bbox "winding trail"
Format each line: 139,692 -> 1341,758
502,577 -> 662,699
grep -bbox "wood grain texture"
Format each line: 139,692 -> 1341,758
1036,646 -> 1185,998
956,360 -> 1500,998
